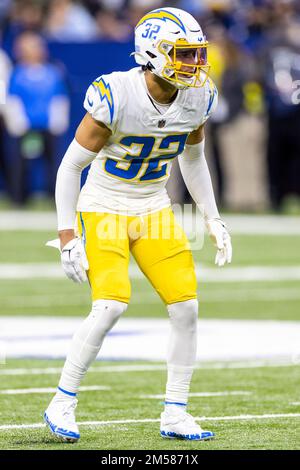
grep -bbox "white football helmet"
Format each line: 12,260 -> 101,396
134,7 -> 210,89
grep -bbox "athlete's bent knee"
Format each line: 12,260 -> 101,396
167,299 -> 198,331
91,299 -> 128,334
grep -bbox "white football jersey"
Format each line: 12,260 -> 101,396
77,67 -> 217,215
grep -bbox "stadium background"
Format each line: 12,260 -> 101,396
0,0 -> 299,450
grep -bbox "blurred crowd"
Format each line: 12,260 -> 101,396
0,0 -> 300,210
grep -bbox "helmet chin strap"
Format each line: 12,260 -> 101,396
151,68 -> 187,90
161,69 -> 193,90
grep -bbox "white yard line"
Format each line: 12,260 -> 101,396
0,264 -> 63,279
0,413 -> 300,431
2,263 -> 300,282
0,211 -> 57,230
0,385 -> 110,395
0,360 -> 298,376
140,391 -> 252,399
1,212 -> 300,235
0,364 -> 167,376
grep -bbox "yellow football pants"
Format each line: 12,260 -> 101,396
78,208 -> 197,305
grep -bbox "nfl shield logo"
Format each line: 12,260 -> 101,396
158,119 -> 166,128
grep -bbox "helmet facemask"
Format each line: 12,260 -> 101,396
158,39 -> 210,89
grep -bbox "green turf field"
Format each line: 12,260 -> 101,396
0,230 -> 299,320
1,230 -> 300,265
0,359 -> 299,450
0,221 -> 299,449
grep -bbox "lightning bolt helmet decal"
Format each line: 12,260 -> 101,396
135,9 -> 186,33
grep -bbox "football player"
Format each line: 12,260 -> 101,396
44,7 -> 232,442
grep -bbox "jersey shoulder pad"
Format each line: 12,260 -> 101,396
201,77 -> 218,124
83,72 -> 119,130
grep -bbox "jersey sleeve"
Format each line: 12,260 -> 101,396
83,74 -> 118,131
201,77 -> 218,125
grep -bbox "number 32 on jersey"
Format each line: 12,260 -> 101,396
104,133 -> 188,183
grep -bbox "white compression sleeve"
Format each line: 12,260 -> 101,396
165,299 -> 198,406
55,139 -> 97,231
58,300 -> 127,394
178,140 -> 220,220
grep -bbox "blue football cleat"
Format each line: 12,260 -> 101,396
160,408 -> 214,441
44,398 -> 80,443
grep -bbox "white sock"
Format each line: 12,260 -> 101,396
165,299 -> 198,411
56,299 -> 127,398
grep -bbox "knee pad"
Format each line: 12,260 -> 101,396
167,299 -> 198,331
90,299 -> 127,334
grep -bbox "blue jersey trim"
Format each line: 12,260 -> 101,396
79,212 -> 86,248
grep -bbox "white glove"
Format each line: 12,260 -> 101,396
46,237 -> 89,283
206,218 -> 232,267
